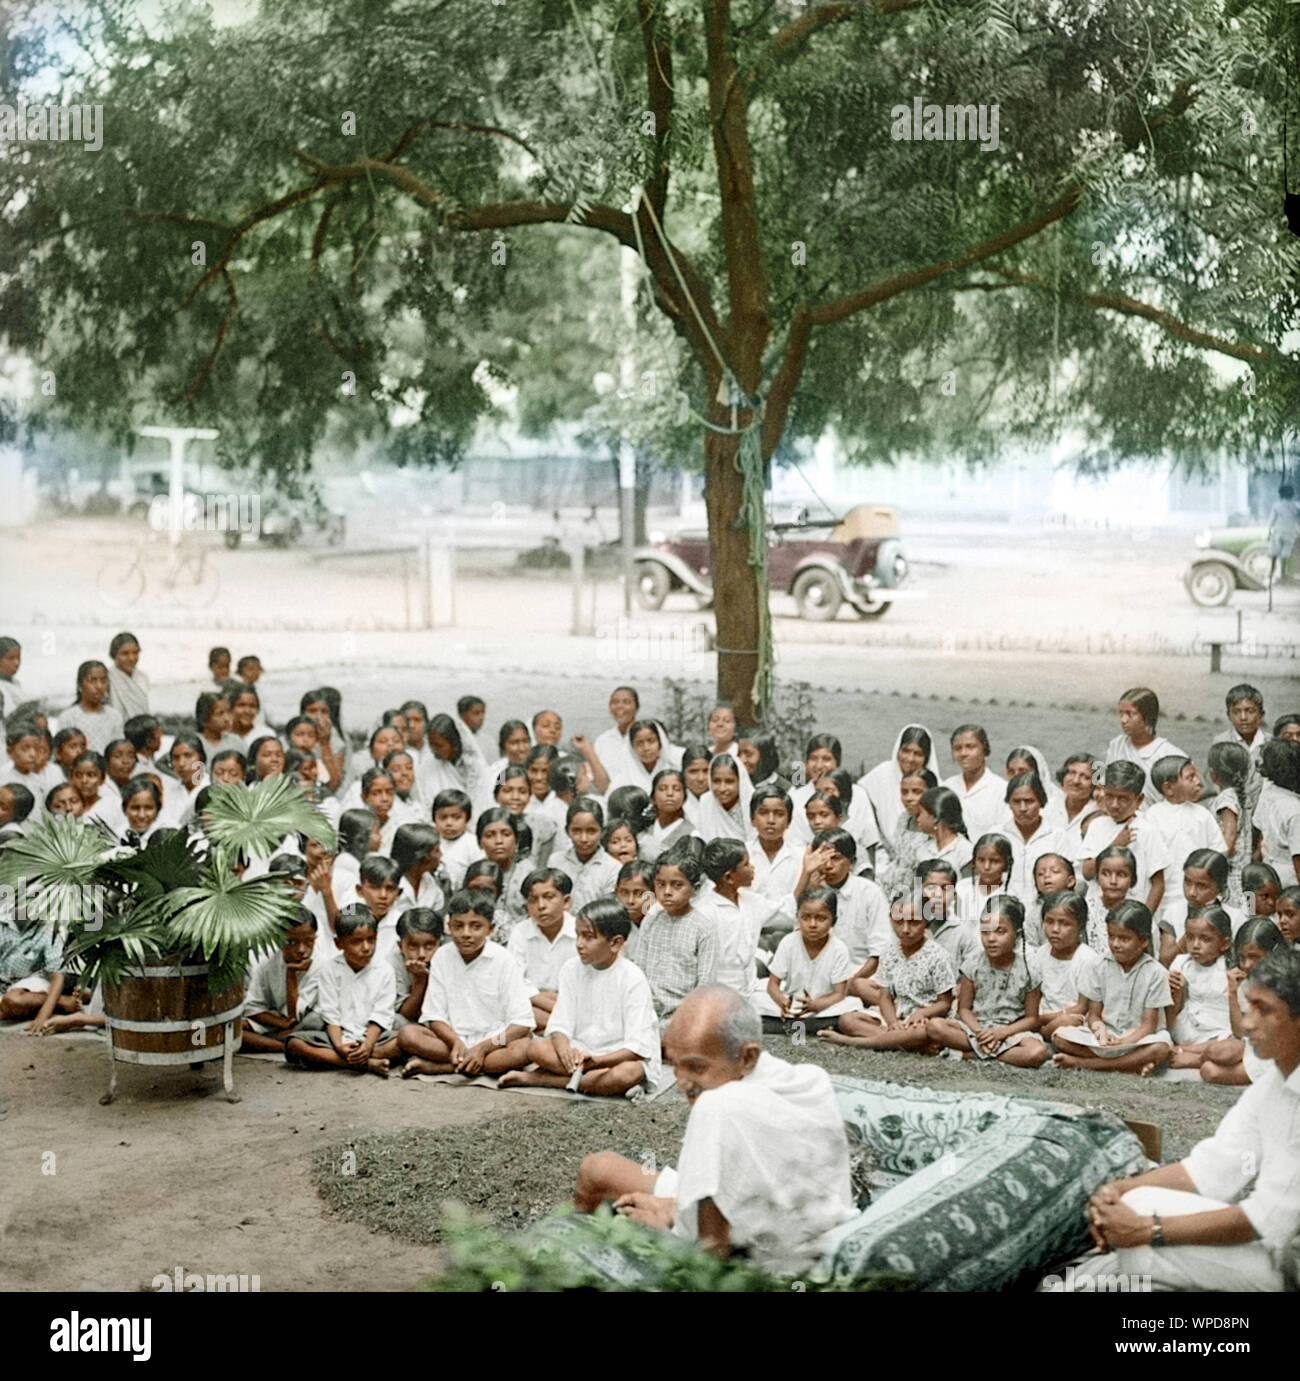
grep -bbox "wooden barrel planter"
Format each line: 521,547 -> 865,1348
100,959 -> 244,1104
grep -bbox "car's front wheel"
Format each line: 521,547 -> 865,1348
634,561 -> 672,610
792,568 -> 843,621
1187,562 -> 1236,607
1240,544 -> 1272,585
854,599 -> 892,620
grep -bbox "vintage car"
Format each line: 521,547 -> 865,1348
633,503 -> 908,620
223,494 -> 346,549
1184,524 -> 1296,606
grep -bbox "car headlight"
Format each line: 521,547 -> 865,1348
1194,529 -> 1211,549
649,531 -> 666,546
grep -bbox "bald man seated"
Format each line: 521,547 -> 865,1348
575,985 -> 856,1276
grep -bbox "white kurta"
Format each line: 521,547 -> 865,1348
547,954 -> 661,1084
940,768 -> 1007,841
418,940 -> 534,1046
668,1052 -> 856,1276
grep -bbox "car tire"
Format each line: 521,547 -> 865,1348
854,600 -> 892,620
634,561 -> 672,610
1240,544 -> 1271,585
224,531 -> 242,550
792,568 -> 843,621
1187,562 -> 1236,607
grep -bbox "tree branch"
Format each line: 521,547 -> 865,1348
985,266 -> 1274,364
185,270 -> 238,405
809,185 -> 1084,326
744,0 -> 926,95
1118,78 -> 1199,151
637,0 -> 674,222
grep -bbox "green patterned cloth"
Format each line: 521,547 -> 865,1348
505,1076 -> 1146,1291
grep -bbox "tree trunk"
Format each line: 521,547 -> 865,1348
704,420 -> 762,725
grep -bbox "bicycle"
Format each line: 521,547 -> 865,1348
96,533 -> 221,612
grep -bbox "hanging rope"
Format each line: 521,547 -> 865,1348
628,190 -> 776,713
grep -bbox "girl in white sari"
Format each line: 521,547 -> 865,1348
106,632 -> 151,721
693,752 -> 753,842
859,724 -> 939,845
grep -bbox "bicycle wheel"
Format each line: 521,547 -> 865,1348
96,557 -> 146,610
168,552 -> 222,610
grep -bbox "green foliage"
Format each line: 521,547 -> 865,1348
0,778 -> 330,991
423,1203 -> 915,1294
659,675 -> 817,767
3,0 -> 1295,486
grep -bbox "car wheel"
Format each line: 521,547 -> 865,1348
224,531 -> 242,550
288,518 -> 303,544
854,599 -> 892,620
792,568 -> 843,621
1240,544 -> 1271,585
1187,562 -> 1235,607
635,561 -> 672,610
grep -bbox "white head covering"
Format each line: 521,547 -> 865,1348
692,752 -> 753,842
1005,743 -> 1065,812
860,723 -> 939,840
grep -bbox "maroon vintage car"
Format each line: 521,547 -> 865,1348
633,503 -> 908,620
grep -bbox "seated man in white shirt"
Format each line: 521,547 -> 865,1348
1057,946 -> 1300,1292
574,985 -> 856,1276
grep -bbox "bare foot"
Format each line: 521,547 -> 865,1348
1168,1046 -> 1201,1070
498,1069 -> 540,1088
1138,1056 -> 1164,1078
816,1029 -> 852,1044
367,1058 -> 390,1077
1053,1053 -> 1082,1069
401,1057 -> 452,1078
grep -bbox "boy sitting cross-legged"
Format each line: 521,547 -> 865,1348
507,867 -> 577,1031
397,889 -> 534,1077
284,904 -> 397,1076
390,906 -> 443,1034
500,897 -> 661,1096
240,904 -> 327,1052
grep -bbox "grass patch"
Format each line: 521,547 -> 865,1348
311,1038 -> 1237,1246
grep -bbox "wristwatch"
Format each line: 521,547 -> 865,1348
1149,1212 -> 1166,1247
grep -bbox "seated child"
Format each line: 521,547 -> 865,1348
796,829 -> 890,977
625,848 -> 717,1020
926,894 -> 1050,1066
0,783 -> 36,833
391,823 -> 448,914
1199,917 -> 1286,1085
1034,890 -> 1100,1040
1275,884 -> 1300,947
1158,848 -> 1244,963
2,722 -> 62,812
507,867 -> 577,1031
696,838 -> 775,1004
1077,761 -> 1152,908
1026,852 -> 1078,947
821,899 -> 956,1051
389,907 -> 443,1038
1051,899 -> 1173,1074
1168,905 -> 1234,1066
955,833 -> 1013,927
1142,754 -> 1225,921
241,906 -> 325,1053
432,789 -> 479,891
396,889 -> 534,1077
284,905 -> 397,1077
1086,845 -> 1140,954
499,897 -> 661,1096
354,853 -> 403,961
758,887 -> 862,1035
0,892 -> 76,1031
1241,861 -> 1280,922
615,861 -> 654,935
915,860 -> 968,971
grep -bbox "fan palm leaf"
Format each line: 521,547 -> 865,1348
98,829 -> 204,899
0,813 -> 113,929
130,850 -> 301,991
202,776 -> 335,859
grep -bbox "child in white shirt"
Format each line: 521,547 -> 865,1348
1033,890 -> 1100,1041
1142,755 -> 1225,922
241,907 -> 326,1052
397,890 -> 534,1077
1168,906 -> 1234,1060
758,887 -> 861,1033
389,907 -> 442,1035
507,867 -> 578,1031
500,897 -> 661,1096
694,838 -> 773,1004
284,908 -> 397,1076
431,789 -> 478,890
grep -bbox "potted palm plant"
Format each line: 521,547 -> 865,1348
0,776 -> 333,1103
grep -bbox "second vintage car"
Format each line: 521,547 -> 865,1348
633,503 -> 909,620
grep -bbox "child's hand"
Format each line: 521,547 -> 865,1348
342,1040 -> 367,1065
460,1041 -> 488,1075
308,859 -> 331,892
975,1026 -> 1002,1053
1113,825 -> 1135,849
569,1046 -> 590,1070
285,958 -> 312,975
404,957 -> 429,977
1168,969 -> 1185,997
1227,966 -> 1244,989
25,1016 -> 50,1035
901,1012 -> 928,1029
449,1040 -> 470,1068
1090,1019 -> 1109,1045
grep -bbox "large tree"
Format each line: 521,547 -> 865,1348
3,0 -> 1298,719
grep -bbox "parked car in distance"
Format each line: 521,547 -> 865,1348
223,494 -> 346,549
1184,524 -> 1296,606
634,503 -> 908,620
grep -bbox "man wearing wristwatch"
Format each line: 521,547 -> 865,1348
1063,945 -> 1300,1292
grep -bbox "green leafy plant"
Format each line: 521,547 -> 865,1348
0,778 -> 334,991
